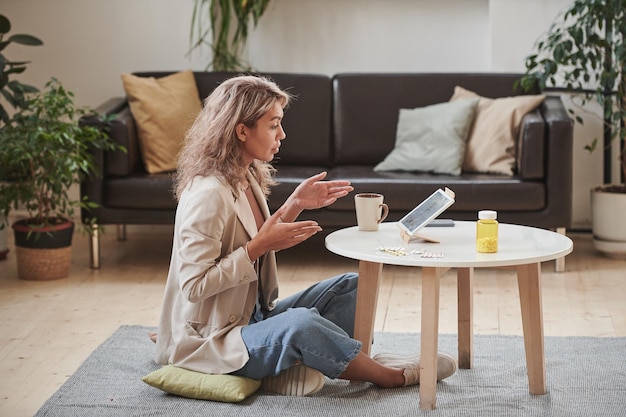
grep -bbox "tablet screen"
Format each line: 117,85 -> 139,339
398,188 -> 455,235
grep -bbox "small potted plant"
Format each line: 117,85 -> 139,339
0,13 -> 43,261
519,0 -> 626,257
0,78 -> 122,279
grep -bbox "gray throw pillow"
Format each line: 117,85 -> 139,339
374,98 -> 479,175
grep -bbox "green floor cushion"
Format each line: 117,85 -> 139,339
142,365 -> 261,403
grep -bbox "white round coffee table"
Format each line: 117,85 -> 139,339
325,221 -> 573,410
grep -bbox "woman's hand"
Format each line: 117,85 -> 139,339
246,173 -> 352,259
246,211 -> 322,260
287,172 -> 353,214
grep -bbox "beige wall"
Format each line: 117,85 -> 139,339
2,0 -> 601,229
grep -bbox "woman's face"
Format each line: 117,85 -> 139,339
237,101 -> 286,165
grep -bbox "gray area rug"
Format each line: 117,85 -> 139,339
35,325 -> 626,417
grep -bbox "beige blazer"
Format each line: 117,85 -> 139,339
154,173 -> 279,374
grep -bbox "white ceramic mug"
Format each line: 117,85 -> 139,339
355,193 -> 389,231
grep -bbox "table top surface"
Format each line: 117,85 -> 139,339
325,221 -> 573,268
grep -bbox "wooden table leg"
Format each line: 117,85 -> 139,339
419,266 -> 448,410
353,260 -> 382,356
457,267 -> 473,369
516,262 -> 546,395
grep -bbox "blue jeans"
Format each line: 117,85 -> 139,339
231,273 -> 362,380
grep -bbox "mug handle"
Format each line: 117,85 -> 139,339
377,203 -> 389,223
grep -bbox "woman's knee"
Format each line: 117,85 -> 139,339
285,307 -> 324,328
328,273 -> 358,311
333,272 -> 359,293
345,273 -> 359,293
282,307 -> 345,339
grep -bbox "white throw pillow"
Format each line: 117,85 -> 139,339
374,98 -> 479,176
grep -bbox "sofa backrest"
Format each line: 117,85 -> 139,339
332,73 -> 533,166
260,73 -> 333,168
133,71 -> 333,169
114,72 -> 543,176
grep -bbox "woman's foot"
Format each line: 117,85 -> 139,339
372,351 -> 458,385
261,364 -> 325,396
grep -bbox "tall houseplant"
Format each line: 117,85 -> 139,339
0,14 -> 42,125
519,0 -> 626,256
189,0 -> 271,71
0,79 -> 122,279
0,14 -> 43,261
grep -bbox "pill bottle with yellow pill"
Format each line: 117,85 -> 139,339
476,210 -> 498,253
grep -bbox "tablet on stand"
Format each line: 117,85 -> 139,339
397,187 -> 455,243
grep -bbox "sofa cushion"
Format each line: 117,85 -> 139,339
322,166 -> 546,213
121,70 -> 202,174
105,174 -> 176,210
450,86 -> 545,176
373,99 -> 478,175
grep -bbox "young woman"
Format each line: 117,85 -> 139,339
154,75 -> 456,396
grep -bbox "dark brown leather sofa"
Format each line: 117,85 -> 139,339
81,72 -> 573,269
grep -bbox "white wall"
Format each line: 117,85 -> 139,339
249,0 -> 490,73
2,0 -> 601,229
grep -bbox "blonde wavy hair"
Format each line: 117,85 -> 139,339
174,75 -> 291,200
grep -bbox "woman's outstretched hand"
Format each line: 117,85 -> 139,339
289,172 -> 353,212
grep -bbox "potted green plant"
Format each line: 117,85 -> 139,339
0,13 -> 43,261
519,0 -> 626,257
0,78 -> 121,279
189,0 -> 271,71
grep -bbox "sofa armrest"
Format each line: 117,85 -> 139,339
541,95 -> 574,228
103,106 -> 141,176
81,98 -> 141,177
517,109 -> 545,180
79,97 -> 143,224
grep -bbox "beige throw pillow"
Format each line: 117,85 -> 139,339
450,86 -> 545,175
121,70 -> 202,174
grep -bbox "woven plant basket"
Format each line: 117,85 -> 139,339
15,246 -> 72,280
15,246 -> 72,281
12,218 -> 75,280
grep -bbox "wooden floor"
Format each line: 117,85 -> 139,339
0,224 -> 625,416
